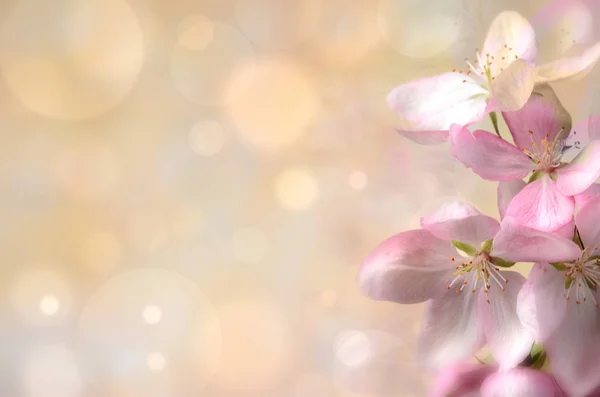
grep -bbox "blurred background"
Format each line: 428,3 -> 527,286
1,0 -> 599,396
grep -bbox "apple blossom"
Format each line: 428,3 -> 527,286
357,201 -> 580,370
387,11 -> 600,145
450,85 -> 600,232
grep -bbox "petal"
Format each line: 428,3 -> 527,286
482,11 -> 537,77
529,263 -> 568,341
492,217 -> 581,263
480,368 -> 562,397
516,274 -> 539,341
575,182 -> 600,210
431,362 -> 495,397
497,179 -> 527,219
530,0 -> 595,62
575,194 -> 600,247
417,287 -> 485,369
490,59 -> 537,112
395,128 -> 448,146
420,201 -> 500,247
357,230 -> 456,304
502,84 -> 572,152
479,271 -> 534,369
545,293 -> 600,397
556,140 -> 600,196
449,124 -> 533,181
504,175 -> 575,232
387,73 -> 488,132
536,41 -> 600,83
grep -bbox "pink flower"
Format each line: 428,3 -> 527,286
431,362 -> 564,397
517,195 -> 600,397
357,201 -> 579,370
387,11 -> 600,146
451,85 -> 600,232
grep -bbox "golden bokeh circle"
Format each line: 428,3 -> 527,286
75,269 -> 221,391
235,0 -> 321,50
378,0 -> 461,59
211,301 -> 295,392
171,17 -> 255,106
228,58 -> 321,151
0,0 -> 144,120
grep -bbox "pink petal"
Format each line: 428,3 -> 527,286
536,41 -> 600,83
575,194 -> 600,248
492,217 -> 581,263
395,128 -> 448,145
529,263 -> 569,342
490,60 -> 537,112
481,11 -> 537,78
478,271 -> 534,369
502,84 -> 572,152
431,362 -> 496,397
575,182 -> 600,209
516,274 -> 539,341
420,201 -> 500,247
418,287 -> 485,369
357,230 -> 456,304
544,291 -> 600,397
387,73 -> 488,133
480,368 -> 562,397
556,140 -> 600,196
449,124 -> 533,181
504,175 -> 575,232
497,179 -> 527,219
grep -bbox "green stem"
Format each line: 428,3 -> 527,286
490,112 -> 501,138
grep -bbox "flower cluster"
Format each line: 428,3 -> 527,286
358,10 -> 600,397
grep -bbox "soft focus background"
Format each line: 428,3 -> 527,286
2,0 -> 600,396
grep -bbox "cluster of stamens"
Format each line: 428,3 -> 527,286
453,45 -> 520,88
446,252 -> 508,304
563,246 -> 600,306
522,130 -> 565,172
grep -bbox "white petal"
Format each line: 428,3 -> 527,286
482,11 -> 537,77
387,72 -> 488,132
536,41 -> 600,83
491,60 -> 537,112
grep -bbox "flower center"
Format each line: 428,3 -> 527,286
452,45 -> 521,89
446,252 -> 508,303
563,246 -> 600,306
523,130 -> 565,172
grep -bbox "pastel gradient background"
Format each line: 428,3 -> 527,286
2,0 -> 599,396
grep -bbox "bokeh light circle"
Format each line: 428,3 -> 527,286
0,0 -> 144,120
296,372 -> 332,397
332,330 -> 426,396
274,167 -> 319,211
80,231 -> 122,273
75,269 -> 221,391
313,1 -> 380,65
20,345 -> 83,397
189,120 -> 227,157
171,16 -> 255,106
54,144 -> 121,202
235,0 -> 321,50
348,171 -> 368,190
212,301 -> 295,392
10,268 -> 72,326
231,227 -> 269,264
227,57 -> 321,151
378,0 -> 461,58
